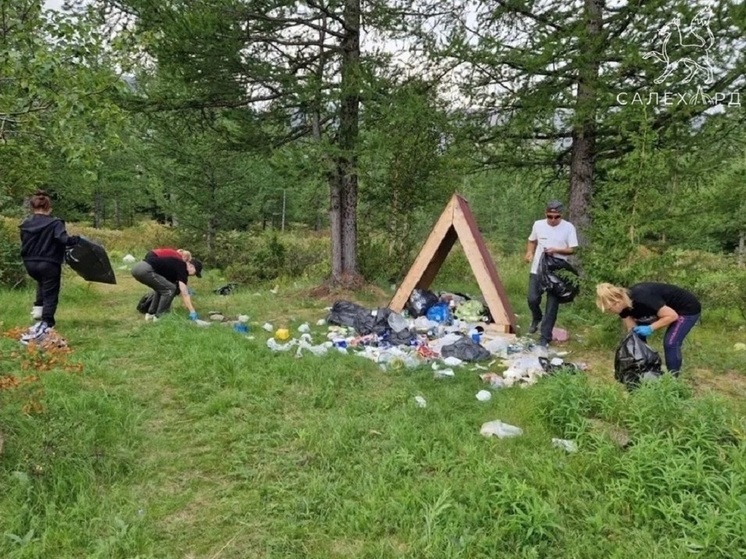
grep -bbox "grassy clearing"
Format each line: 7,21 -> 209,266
1,256 -> 745,558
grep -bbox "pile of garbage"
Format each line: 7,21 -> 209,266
265,290 -> 587,388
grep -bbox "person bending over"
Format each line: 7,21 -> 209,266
596,282 -> 701,376
131,249 -> 203,321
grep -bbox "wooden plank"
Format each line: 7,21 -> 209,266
389,193 -> 517,334
389,197 -> 457,312
452,195 -> 517,332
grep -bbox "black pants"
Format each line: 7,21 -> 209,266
527,273 -> 559,345
131,261 -> 177,316
24,261 -> 62,327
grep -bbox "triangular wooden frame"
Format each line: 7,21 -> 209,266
389,193 -> 517,333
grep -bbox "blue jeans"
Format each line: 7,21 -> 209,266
662,314 -> 700,374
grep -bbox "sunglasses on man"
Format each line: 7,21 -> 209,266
546,214 -> 562,220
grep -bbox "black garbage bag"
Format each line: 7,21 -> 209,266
354,307 -> 392,336
538,254 -> 579,303
441,335 -> 491,362
405,288 -> 439,318
327,300 -> 370,328
136,293 -> 154,314
65,237 -> 116,284
614,331 -> 663,389
214,283 -> 237,296
354,307 -> 416,345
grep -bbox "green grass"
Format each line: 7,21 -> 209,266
1,262 -> 745,558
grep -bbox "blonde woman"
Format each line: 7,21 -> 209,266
596,282 -> 701,376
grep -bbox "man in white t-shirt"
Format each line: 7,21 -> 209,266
524,200 -> 579,346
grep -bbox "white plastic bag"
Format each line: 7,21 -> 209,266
480,420 -> 523,438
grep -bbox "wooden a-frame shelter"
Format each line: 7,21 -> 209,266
389,193 -> 517,334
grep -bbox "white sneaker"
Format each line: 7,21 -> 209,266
144,313 -> 154,321
31,306 -> 43,320
20,322 -> 51,345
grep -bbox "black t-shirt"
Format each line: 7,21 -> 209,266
619,282 -> 701,321
144,252 -> 189,285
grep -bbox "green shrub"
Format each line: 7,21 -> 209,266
0,219 -> 25,288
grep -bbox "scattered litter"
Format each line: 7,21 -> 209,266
434,368 -> 455,379
194,319 -> 211,327
552,438 -> 579,453
233,323 -> 249,334
122,254 -> 136,263
298,323 -> 310,333
270,285 -> 279,294
316,319 -> 326,326
275,328 -> 290,341
209,314 -> 225,322
480,420 -> 523,438
442,356 -> 463,367
552,327 -> 570,343
414,396 -> 427,408
267,338 -> 297,352
480,373 -> 505,389
237,315 -> 249,323
475,390 -> 492,402
295,340 -> 331,357
214,283 -> 237,296
441,336 -> 490,362
735,343 -> 746,351
263,323 -> 273,332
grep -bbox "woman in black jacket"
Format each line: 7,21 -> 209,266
19,190 -> 79,344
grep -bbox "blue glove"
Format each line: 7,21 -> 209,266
189,311 -> 198,321
633,325 -> 653,337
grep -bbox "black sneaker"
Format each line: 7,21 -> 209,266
528,320 -> 540,334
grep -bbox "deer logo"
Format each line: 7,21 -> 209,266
643,8 -> 715,85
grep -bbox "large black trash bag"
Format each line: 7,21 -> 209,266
614,331 -> 663,389
354,307 -> 416,345
327,301 -> 369,328
65,237 -> 116,284
538,253 -> 579,303
355,307 -> 392,336
405,288 -> 439,318
441,335 -> 491,362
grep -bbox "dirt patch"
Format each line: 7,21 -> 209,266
689,369 -> 746,399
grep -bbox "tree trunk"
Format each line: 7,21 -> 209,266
330,175 -> 343,279
93,190 -> 104,228
170,192 -> 179,227
739,232 -> 745,268
329,0 -> 362,287
206,216 -> 217,254
113,198 -> 121,229
568,0 -> 603,243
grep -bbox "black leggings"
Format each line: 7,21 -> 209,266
24,261 -> 62,327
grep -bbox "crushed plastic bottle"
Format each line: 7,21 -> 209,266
475,390 -> 492,402
414,396 -> 427,408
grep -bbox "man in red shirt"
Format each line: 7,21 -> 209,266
132,248 -> 203,321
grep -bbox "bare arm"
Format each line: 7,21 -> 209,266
545,246 -> 576,256
622,316 -> 636,330
177,281 -> 196,313
650,305 -> 679,331
525,240 -> 537,263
